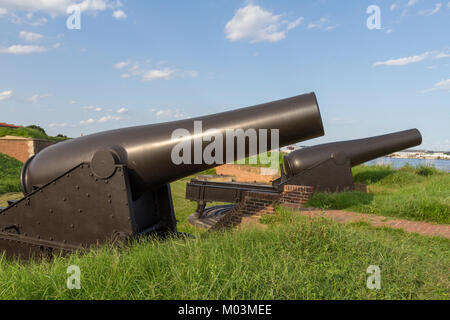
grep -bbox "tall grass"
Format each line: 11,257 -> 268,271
0,154 -> 22,194
0,210 -> 447,300
307,165 -> 450,224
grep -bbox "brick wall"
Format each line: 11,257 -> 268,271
279,185 -> 315,209
214,185 -> 315,229
215,164 -> 279,184
0,136 -> 54,162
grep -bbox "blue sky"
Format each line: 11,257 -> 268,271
0,0 -> 449,150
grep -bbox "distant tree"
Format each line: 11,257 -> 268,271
26,125 -> 47,135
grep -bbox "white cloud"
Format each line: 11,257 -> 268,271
287,17 -> 304,30
373,52 -> 430,66
374,51 -> 450,66
141,68 -> 198,81
151,108 -> 189,120
0,0 -> 121,16
0,90 -> 13,101
80,114 -> 121,125
112,9 -> 126,20
142,68 -> 177,81
80,118 -> 95,125
421,79 -> 450,93
448,2 -> 450,9
435,52 -> 450,59
19,30 -> 43,42
114,60 -> 130,69
0,44 -> 46,54
408,0 -> 418,6
27,93 -> 51,103
82,105 -> 102,111
390,4 -> 398,11
419,3 -> 442,16
225,4 -> 303,43
70,100 -> 77,104
117,61 -> 198,82
116,107 -> 128,114
307,17 -> 334,30
0,7 -> 8,14
98,115 -> 120,123
52,42 -> 63,48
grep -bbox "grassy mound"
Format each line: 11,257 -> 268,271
0,126 -> 68,142
0,209 -> 448,300
306,165 -> 450,224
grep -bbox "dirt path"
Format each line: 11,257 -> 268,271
238,208 -> 450,239
295,209 -> 450,239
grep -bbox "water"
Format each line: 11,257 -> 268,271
364,157 -> 450,172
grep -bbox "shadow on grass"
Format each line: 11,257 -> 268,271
306,191 -> 374,210
352,166 -> 395,184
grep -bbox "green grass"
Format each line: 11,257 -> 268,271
0,209 -> 448,300
0,154 -> 22,194
306,165 -> 450,224
0,158 -> 448,300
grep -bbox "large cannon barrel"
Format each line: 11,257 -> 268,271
284,129 -> 422,177
21,93 -> 324,196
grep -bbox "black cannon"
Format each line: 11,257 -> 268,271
0,93 -> 324,259
273,129 -> 422,192
185,129 -> 422,221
